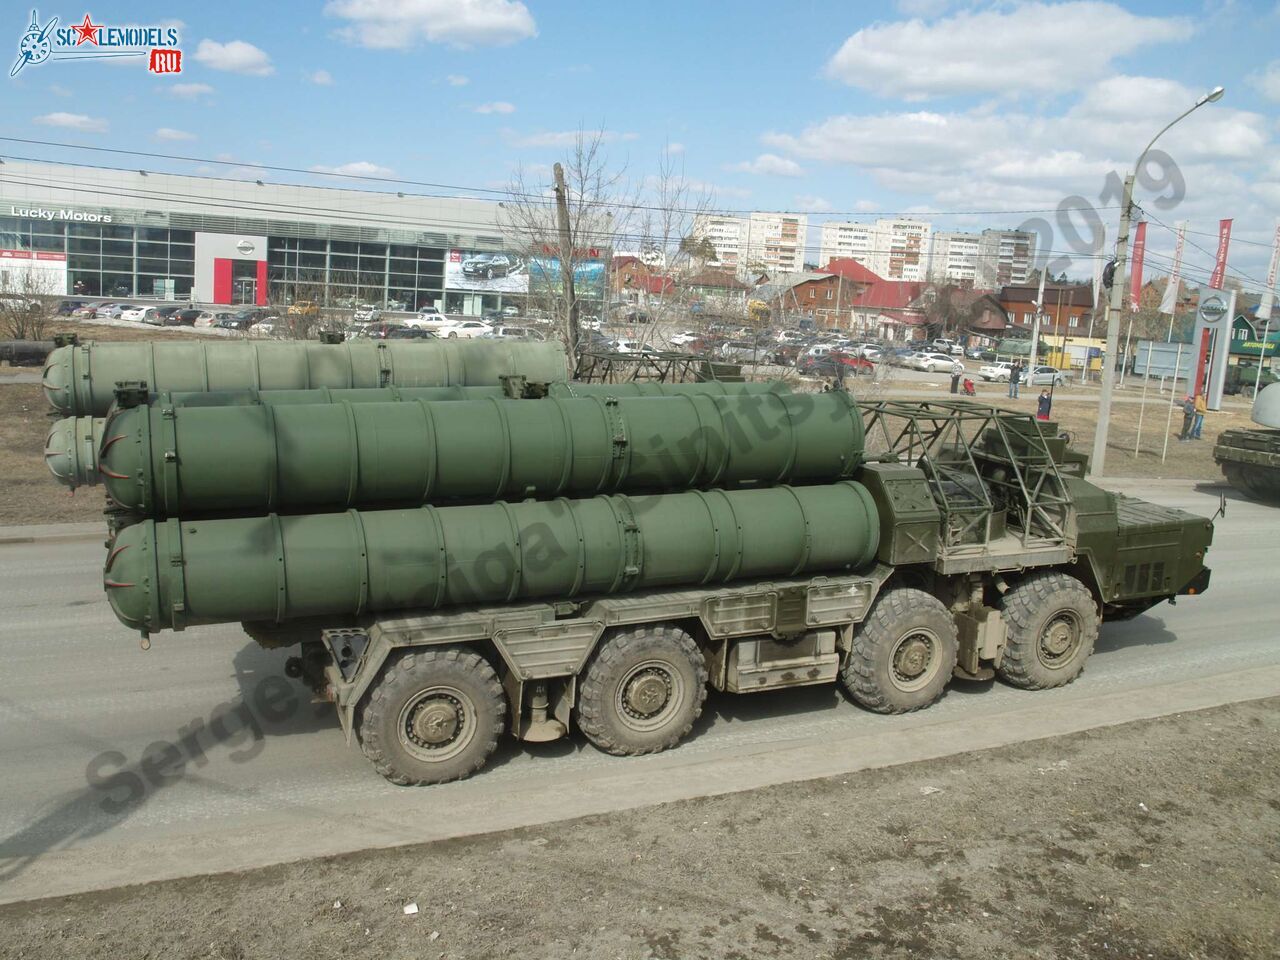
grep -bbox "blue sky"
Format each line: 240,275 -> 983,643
3,0 -> 1279,289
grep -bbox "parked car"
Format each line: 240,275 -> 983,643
71,302 -> 102,318
461,254 -> 520,279
53,299 -> 85,316
669,330 -> 699,347
484,325 -> 544,341
613,339 -> 658,355
979,361 -> 1015,382
214,316 -> 255,331
353,304 -> 381,323
154,305 -> 183,324
914,352 -> 965,374
965,346 -> 987,360
287,301 -> 320,318
138,308 -> 166,325
169,308 -> 203,327
97,303 -> 132,319
797,352 -> 875,377
501,304 -> 521,318
720,339 -> 761,362
195,311 -> 237,328
931,338 -> 964,356
405,307 -> 447,329
436,319 -> 492,339
385,326 -> 438,340
118,305 -> 150,322
1026,365 -> 1069,386
351,321 -> 406,339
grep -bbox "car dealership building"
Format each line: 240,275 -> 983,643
0,159 -> 536,315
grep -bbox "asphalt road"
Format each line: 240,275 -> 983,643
0,479 -> 1276,905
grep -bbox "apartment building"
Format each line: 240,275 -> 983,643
927,231 -> 981,283
976,229 -> 1036,288
692,212 -> 808,275
818,218 -> 931,281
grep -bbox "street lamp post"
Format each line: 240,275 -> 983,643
1090,85 -> 1224,477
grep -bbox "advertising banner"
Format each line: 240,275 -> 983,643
444,249 -> 529,294
1208,219 -> 1232,290
528,256 -> 606,299
1158,221 -> 1186,316
1128,220 -> 1146,312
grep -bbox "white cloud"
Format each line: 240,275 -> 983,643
826,2 -> 1192,100
310,161 -> 395,177
511,129 -> 638,147
1250,60 -> 1280,102
49,84 -> 72,97
326,0 -> 537,49
193,39 -> 274,76
447,74 -> 470,86
794,195 -> 833,213
167,82 -> 214,98
310,69 -> 334,85
474,101 -> 515,114
728,153 -> 805,177
665,142 -> 685,155
33,112 -> 108,133
154,127 -> 196,141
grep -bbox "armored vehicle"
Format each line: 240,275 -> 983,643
92,396 -> 1213,785
1214,381 -> 1280,503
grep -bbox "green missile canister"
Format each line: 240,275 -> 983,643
41,338 -> 569,416
92,390 -> 863,515
104,482 -> 881,634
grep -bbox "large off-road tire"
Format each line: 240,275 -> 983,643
841,588 -> 958,714
577,624 -> 707,756
356,646 -> 505,786
996,572 -> 1099,690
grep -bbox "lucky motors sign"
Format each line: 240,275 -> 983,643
10,204 -> 113,223
10,9 -> 182,78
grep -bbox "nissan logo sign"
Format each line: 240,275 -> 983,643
1199,296 -> 1227,321
236,239 -> 256,256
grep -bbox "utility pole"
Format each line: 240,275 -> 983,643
552,162 -> 579,358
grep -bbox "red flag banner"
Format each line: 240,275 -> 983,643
1128,220 -> 1147,312
1209,218 -> 1233,290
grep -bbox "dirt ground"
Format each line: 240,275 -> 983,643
0,697 -> 1275,960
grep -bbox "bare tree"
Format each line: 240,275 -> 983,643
502,130 -> 630,359
0,265 -> 58,340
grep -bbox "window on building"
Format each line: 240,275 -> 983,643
1069,316 -> 1079,328
826,288 -> 833,299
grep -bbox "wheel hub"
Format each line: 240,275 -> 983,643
1040,614 -> 1080,665
407,694 -> 462,748
894,634 -> 933,681
623,669 -> 671,718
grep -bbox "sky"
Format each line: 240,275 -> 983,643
3,0 -> 1279,293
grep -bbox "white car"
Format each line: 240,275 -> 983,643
501,305 -> 521,318
613,339 -> 657,354
101,303 -> 134,319
353,304 -> 381,323
118,305 -> 149,322
404,307 -> 448,330
1026,365 -> 1069,386
931,338 -> 965,356
437,319 -> 492,339
483,325 -> 544,341
915,352 -> 964,374
979,361 -> 1015,382
669,331 -> 699,347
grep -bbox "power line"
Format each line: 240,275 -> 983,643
0,143 -> 1123,220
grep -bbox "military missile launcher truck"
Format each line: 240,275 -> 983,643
45,357 -> 1213,786
1214,381 -> 1280,503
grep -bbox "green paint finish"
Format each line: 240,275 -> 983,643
93,390 -> 863,516
104,482 -> 881,634
41,339 -> 569,416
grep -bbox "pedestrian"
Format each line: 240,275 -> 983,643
1008,360 -> 1022,399
1178,394 -> 1195,441
950,366 -> 961,394
1036,388 -> 1052,421
1191,392 -> 1207,439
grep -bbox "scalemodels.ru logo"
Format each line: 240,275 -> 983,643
9,9 -> 182,78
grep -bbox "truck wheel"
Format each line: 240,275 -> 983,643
577,625 -> 707,756
356,647 -> 505,785
997,573 -> 1098,690
841,588 -> 957,714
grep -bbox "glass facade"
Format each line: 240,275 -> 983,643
1,205 -> 465,309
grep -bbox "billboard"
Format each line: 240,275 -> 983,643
528,256 -> 606,299
444,249 -> 529,294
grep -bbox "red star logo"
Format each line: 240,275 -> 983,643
72,13 -> 103,45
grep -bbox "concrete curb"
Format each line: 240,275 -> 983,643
0,522 -> 103,547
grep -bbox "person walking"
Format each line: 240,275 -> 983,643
1178,394 -> 1195,441
950,365 -> 962,394
1191,392 -> 1208,439
1008,360 -> 1022,399
1036,388 -> 1052,421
